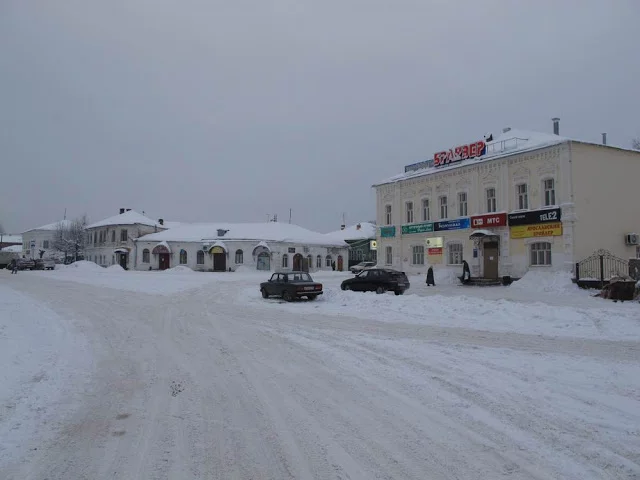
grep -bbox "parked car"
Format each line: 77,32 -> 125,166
14,258 -> 36,270
340,268 -> 410,295
260,271 -> 323,301
34,258 -> 56,270
350,261 -> 377,274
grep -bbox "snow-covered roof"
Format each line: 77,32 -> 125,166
23,219 -> 73,233
86,210 -> 164,229
325,223 -> 377,242
374,129 -> 569,186
1,245 -> 22,253
137,222 -> 349,247
0,234 -> 22,244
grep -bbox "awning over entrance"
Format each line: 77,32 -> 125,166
114,247 -> 130,254
208,241 -> 227,254
252,241 -> 270,255
469,229 -> 499,239
151,241 -> 171,255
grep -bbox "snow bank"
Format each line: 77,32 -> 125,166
107,264 -> 125,272
163,266 -> 195,274
509,270 -> 579,295
64,260 -> 104,271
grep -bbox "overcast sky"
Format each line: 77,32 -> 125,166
1,0 -> 638,234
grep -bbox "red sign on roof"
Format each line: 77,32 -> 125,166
434,140 -> 486,168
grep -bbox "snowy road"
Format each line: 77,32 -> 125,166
1,270 -> 639,479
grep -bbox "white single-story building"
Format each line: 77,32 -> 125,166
21,220 -> 72,260
135,222 -> 350,272
324,222 -> 378,267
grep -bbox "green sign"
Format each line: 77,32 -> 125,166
402,222 -> 434,235
380,226 -> 396,238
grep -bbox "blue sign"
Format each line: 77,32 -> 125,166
434,218 -> 471,231
380,226 -> 396,238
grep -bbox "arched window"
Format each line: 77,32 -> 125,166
530,242 -> 552,266
142,249 -> 150,263
197,250 -> 204,265
325,255 -> 332,267
282,254 -> 288,268
179,249 -> 188,264
235,249 -> 244,264
307,255 -> 313,270
316,255 -> 322,268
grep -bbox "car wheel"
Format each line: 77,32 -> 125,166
282,290 -> 293,302
394,290 -> 404,296
341,283 -> 349,291
261,288 -> 269,299
307,294 -> 317,301
375,286 -> 386,294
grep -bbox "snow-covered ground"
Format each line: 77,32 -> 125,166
1,266 -> 639,479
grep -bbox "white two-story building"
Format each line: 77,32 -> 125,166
373,121 -> 640,281
21,220 -> 72,260
84,209 -> 173,269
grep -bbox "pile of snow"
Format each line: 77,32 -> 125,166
510,270 -> 578,295
64,261 -> 104,271
0,245 -> 22,253
163,266 -> 195,274
107,264 -> 125,272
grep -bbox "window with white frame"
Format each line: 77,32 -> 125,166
486,187 -> 497,213
458,192 -> 468,217
543,178 -> 556,206
530,242 -> 552,266
179,249 -> 188,264
142,249 -> 150,263
120,229 -> 128,242
405,201 -> 414,224
385,204 -> 392,225
325,255 -> 332,267
316,255 -> 322,268
307,255 -> 313,269
111,230 -> 115,242
516,183 -> 528,210
412,245 -> 424,265
385,246 -> 393,265
448,243 -> 463,265
43,240 -> 50,249
439,196 -> 448,219
421,198 -> 430,222
235,249 -> 243,264
282,254 -> 289,268
197,250 -> 205,265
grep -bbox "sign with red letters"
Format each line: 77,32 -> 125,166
433,140 -> 486,168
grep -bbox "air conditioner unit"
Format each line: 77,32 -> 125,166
625,233 -> 639,245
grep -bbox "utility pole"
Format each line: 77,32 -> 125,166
289,208 -> 292,224
64,208 -> 67,220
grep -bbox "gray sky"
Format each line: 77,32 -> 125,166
1,0 -> 639,234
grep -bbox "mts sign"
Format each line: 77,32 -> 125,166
470,213 -> 507,228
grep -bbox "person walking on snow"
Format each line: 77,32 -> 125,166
426,266 -> 435,286
10,258 -> 18,274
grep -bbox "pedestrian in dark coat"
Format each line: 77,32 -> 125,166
426,266 -> 435,286
10,258 -> 18,274
460,260 -> 471,284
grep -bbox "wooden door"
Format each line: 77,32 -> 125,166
337,255 -> 344,271
119,253 -> 128,270
483,242 -> 499,279
159,253 -> 170,270
213,252 -> 226,272
293,254 -> 302,271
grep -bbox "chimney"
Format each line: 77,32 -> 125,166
602,133 -> 607,145
158,219 -> 164,226
126,208 -> 131,212
119,208 -> 125,214
356,223 -> 361,230
502,127 -> 511,134
552,117 -> 560,135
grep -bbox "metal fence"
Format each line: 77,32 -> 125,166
575,249 -> 629,287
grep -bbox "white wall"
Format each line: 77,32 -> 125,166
85,223 -> 163,268
20,230 -> 59,260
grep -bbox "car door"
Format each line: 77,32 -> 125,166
266,274 -> 279,295
366,270 -> 380,291
352,270 -> 369,291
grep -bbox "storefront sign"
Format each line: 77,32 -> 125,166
405,159 -> 434,172
401,222 -> 434,235
425,236 -> 443,248
428,247 -> 443,256
211,246 -> 224,254
288,247 -> 296,253
369,240 -> 378,250
510,222 -> 563,239
508,207 -> 561,227
434,217 -> 471,231
471,212 -> 507,228
380,226 -> 396,238
434,140 -> 487,168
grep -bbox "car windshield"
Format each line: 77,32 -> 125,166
289,273 -> 312,282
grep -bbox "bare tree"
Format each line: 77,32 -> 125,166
633,137 -> 640,151
52,215 -> 88,262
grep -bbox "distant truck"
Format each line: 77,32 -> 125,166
0,251 -> 20,269
34,258 -> 56,270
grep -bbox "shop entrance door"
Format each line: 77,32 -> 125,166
483,242 -> 499,279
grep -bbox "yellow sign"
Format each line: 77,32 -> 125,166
510,222 -> 562,239
370,240 -> 378,250
210,246 -> 224,254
